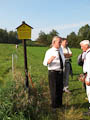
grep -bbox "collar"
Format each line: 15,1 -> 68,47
61,45 -> 64,48
52,47 -> 59,51
86,48 -> 90,53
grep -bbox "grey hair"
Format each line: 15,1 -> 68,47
51,36 -> 61,46
80,40 -> 90,47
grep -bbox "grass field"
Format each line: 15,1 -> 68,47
0,44 -> 90,120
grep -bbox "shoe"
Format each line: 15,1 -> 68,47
63,87 -> 68,92
64,89 -> 71,93
83,111 -> 90,116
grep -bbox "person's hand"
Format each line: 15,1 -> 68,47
78,74 -> 86,82
47,56 -> 56,64
85,81 -> 90,86
64,53 -> 72,58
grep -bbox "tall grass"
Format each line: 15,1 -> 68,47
0,45 -> 90,119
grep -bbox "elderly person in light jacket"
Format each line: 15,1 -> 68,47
80,40 -> 90,115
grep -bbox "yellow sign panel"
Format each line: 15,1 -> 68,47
17,24 -> 32,39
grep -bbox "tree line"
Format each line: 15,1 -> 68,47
0,29 -> 21,44
0,24 -> 90,47
36,24 -> 90,48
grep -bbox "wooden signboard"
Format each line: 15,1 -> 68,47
16,21 -> 33,39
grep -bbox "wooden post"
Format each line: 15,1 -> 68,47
23,39 -> 29,88
12,54 -> 14,73
16,21 -> 33,89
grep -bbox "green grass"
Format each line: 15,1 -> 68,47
0,44 -> 90,119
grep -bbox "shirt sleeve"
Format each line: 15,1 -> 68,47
68,47 -> 72,54
43,50 -> 50,66
86,53 -> 90,82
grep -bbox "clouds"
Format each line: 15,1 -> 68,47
32,21 -> 90,40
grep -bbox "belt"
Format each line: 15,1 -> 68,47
65,59 -> 71,63
49,70 -> 63,72
65,60 -> 70,63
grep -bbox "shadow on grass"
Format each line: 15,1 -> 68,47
65,101 -> 88,110
70,88 -> 82,92
70,88 -> 84,94
70,79 -> 78,81
3,67 -> 11,75
73,73 -> 81,76
0,79 -> 4,87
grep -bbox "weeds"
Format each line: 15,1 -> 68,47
0,46 -> 89,119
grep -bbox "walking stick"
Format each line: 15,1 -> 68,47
28,72 -> 34,88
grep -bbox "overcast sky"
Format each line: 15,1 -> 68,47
0,0 -> 90,40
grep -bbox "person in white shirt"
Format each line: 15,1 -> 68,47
80,40 -> 90,115
61,38 -> 72,93
43,36 -> 65,109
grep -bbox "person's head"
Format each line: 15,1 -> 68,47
80,40 -> 90,52
61,38 -> 68,47
52,36 -> 62,49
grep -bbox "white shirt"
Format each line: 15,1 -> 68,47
43,47 -> 65,70
61,45 -> 72,54
61,45 -> 72,60
83,48 -> 90,82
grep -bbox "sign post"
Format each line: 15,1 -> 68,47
23,39 -> 28,87
16,21 -> 33,88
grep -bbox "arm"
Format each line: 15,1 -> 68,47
64,53 -> 72,58
47,56 -> 56,64
85,53 -> 90,86
64,47 -> 72,58
43,50 -> 56,66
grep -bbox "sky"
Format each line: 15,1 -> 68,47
0,0 -> 90,40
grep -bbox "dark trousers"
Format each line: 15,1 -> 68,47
48,70 -> 63,108
83,82 -> 86,91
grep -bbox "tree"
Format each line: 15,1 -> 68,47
36,29 -> 59,46
78,24 -> 90,40
0,28 -> 21,44
47,29 -> 59,45
8,31 -> 21,44
67,32 -> 78,48
36,31 -> 47,45
32,24 -> 90,47
0,29 -> 8,43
